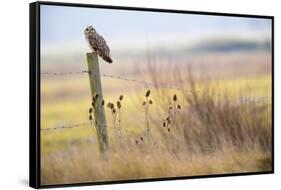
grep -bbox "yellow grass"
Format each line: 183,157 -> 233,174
40,53 -> 272,185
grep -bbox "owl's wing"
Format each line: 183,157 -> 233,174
95,34 -> 110,54
94,33 -> 113,63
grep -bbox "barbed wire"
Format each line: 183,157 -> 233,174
101,73 -> 154,86
39,120 -> 217,151
41,121 -> 119,132
39,63 -> 271,155
41,71 -> 89,76
41,122 -> 90,131
41,70 -> 271,105
42,71 -> 153,85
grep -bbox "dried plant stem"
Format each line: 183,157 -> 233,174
145,97 -> 150,135
89,119 -> 97,136
93,110 -> 98,128
111,111 -> 117,128
173,101 -> 177,130
118,108 -> 122,135
89,100 -> 99,144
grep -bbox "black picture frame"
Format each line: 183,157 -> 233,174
29,1 -> 274,189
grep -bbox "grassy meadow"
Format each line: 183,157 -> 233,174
40,51 -> 272,185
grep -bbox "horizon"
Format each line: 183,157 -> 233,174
41,5 -> 272,56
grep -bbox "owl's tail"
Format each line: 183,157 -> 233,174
102,54 -> 113,64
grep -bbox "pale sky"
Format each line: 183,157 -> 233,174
40,4 -> 272,55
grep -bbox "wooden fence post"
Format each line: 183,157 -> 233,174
86,52 -> 108,154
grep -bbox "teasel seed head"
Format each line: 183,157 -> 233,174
101,100 -> 105,106
107,102 -> 111,108
89,115 -> 93,120
167,117 -> 171,124
167,128 -> 170,132
117,101 -> 121,109
112,108 -> 116,114
119,95 -> 123,101
173,94 -> 177,101
163,122 -> 166,127
135,140 -> 139,144
177,104 -> 181,109
89,108 -> 93,113
149,100 -> 153,104
95,93 -> 99,100
92,93 -> 99,102
142,101 -> 146,106
145,90 -> 150,97
107,102 -> 114,109
140,136 -> 143,141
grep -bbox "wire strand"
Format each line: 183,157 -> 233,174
41,70 -> 270,105
41,122 -> 90,131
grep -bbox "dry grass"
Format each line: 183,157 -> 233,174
41,53 -> 272,185
42,143 -> 270,185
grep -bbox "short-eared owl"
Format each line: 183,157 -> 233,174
84,26 -> 113,63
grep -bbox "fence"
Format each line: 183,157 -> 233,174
41,71 -> 271,103
41,53 -> 271,151
41,71 -> 271,127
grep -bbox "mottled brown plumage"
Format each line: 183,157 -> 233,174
84,26 -> 113,63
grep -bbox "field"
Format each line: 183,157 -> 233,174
40,51 -> 272,185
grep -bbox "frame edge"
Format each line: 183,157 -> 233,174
29,1 -> 40,189
31,1 -> 274,188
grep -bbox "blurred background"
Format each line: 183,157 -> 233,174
40,4 -> 272,185
41,5 -> 271,72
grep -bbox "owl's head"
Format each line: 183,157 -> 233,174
84,26 -> 96,36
